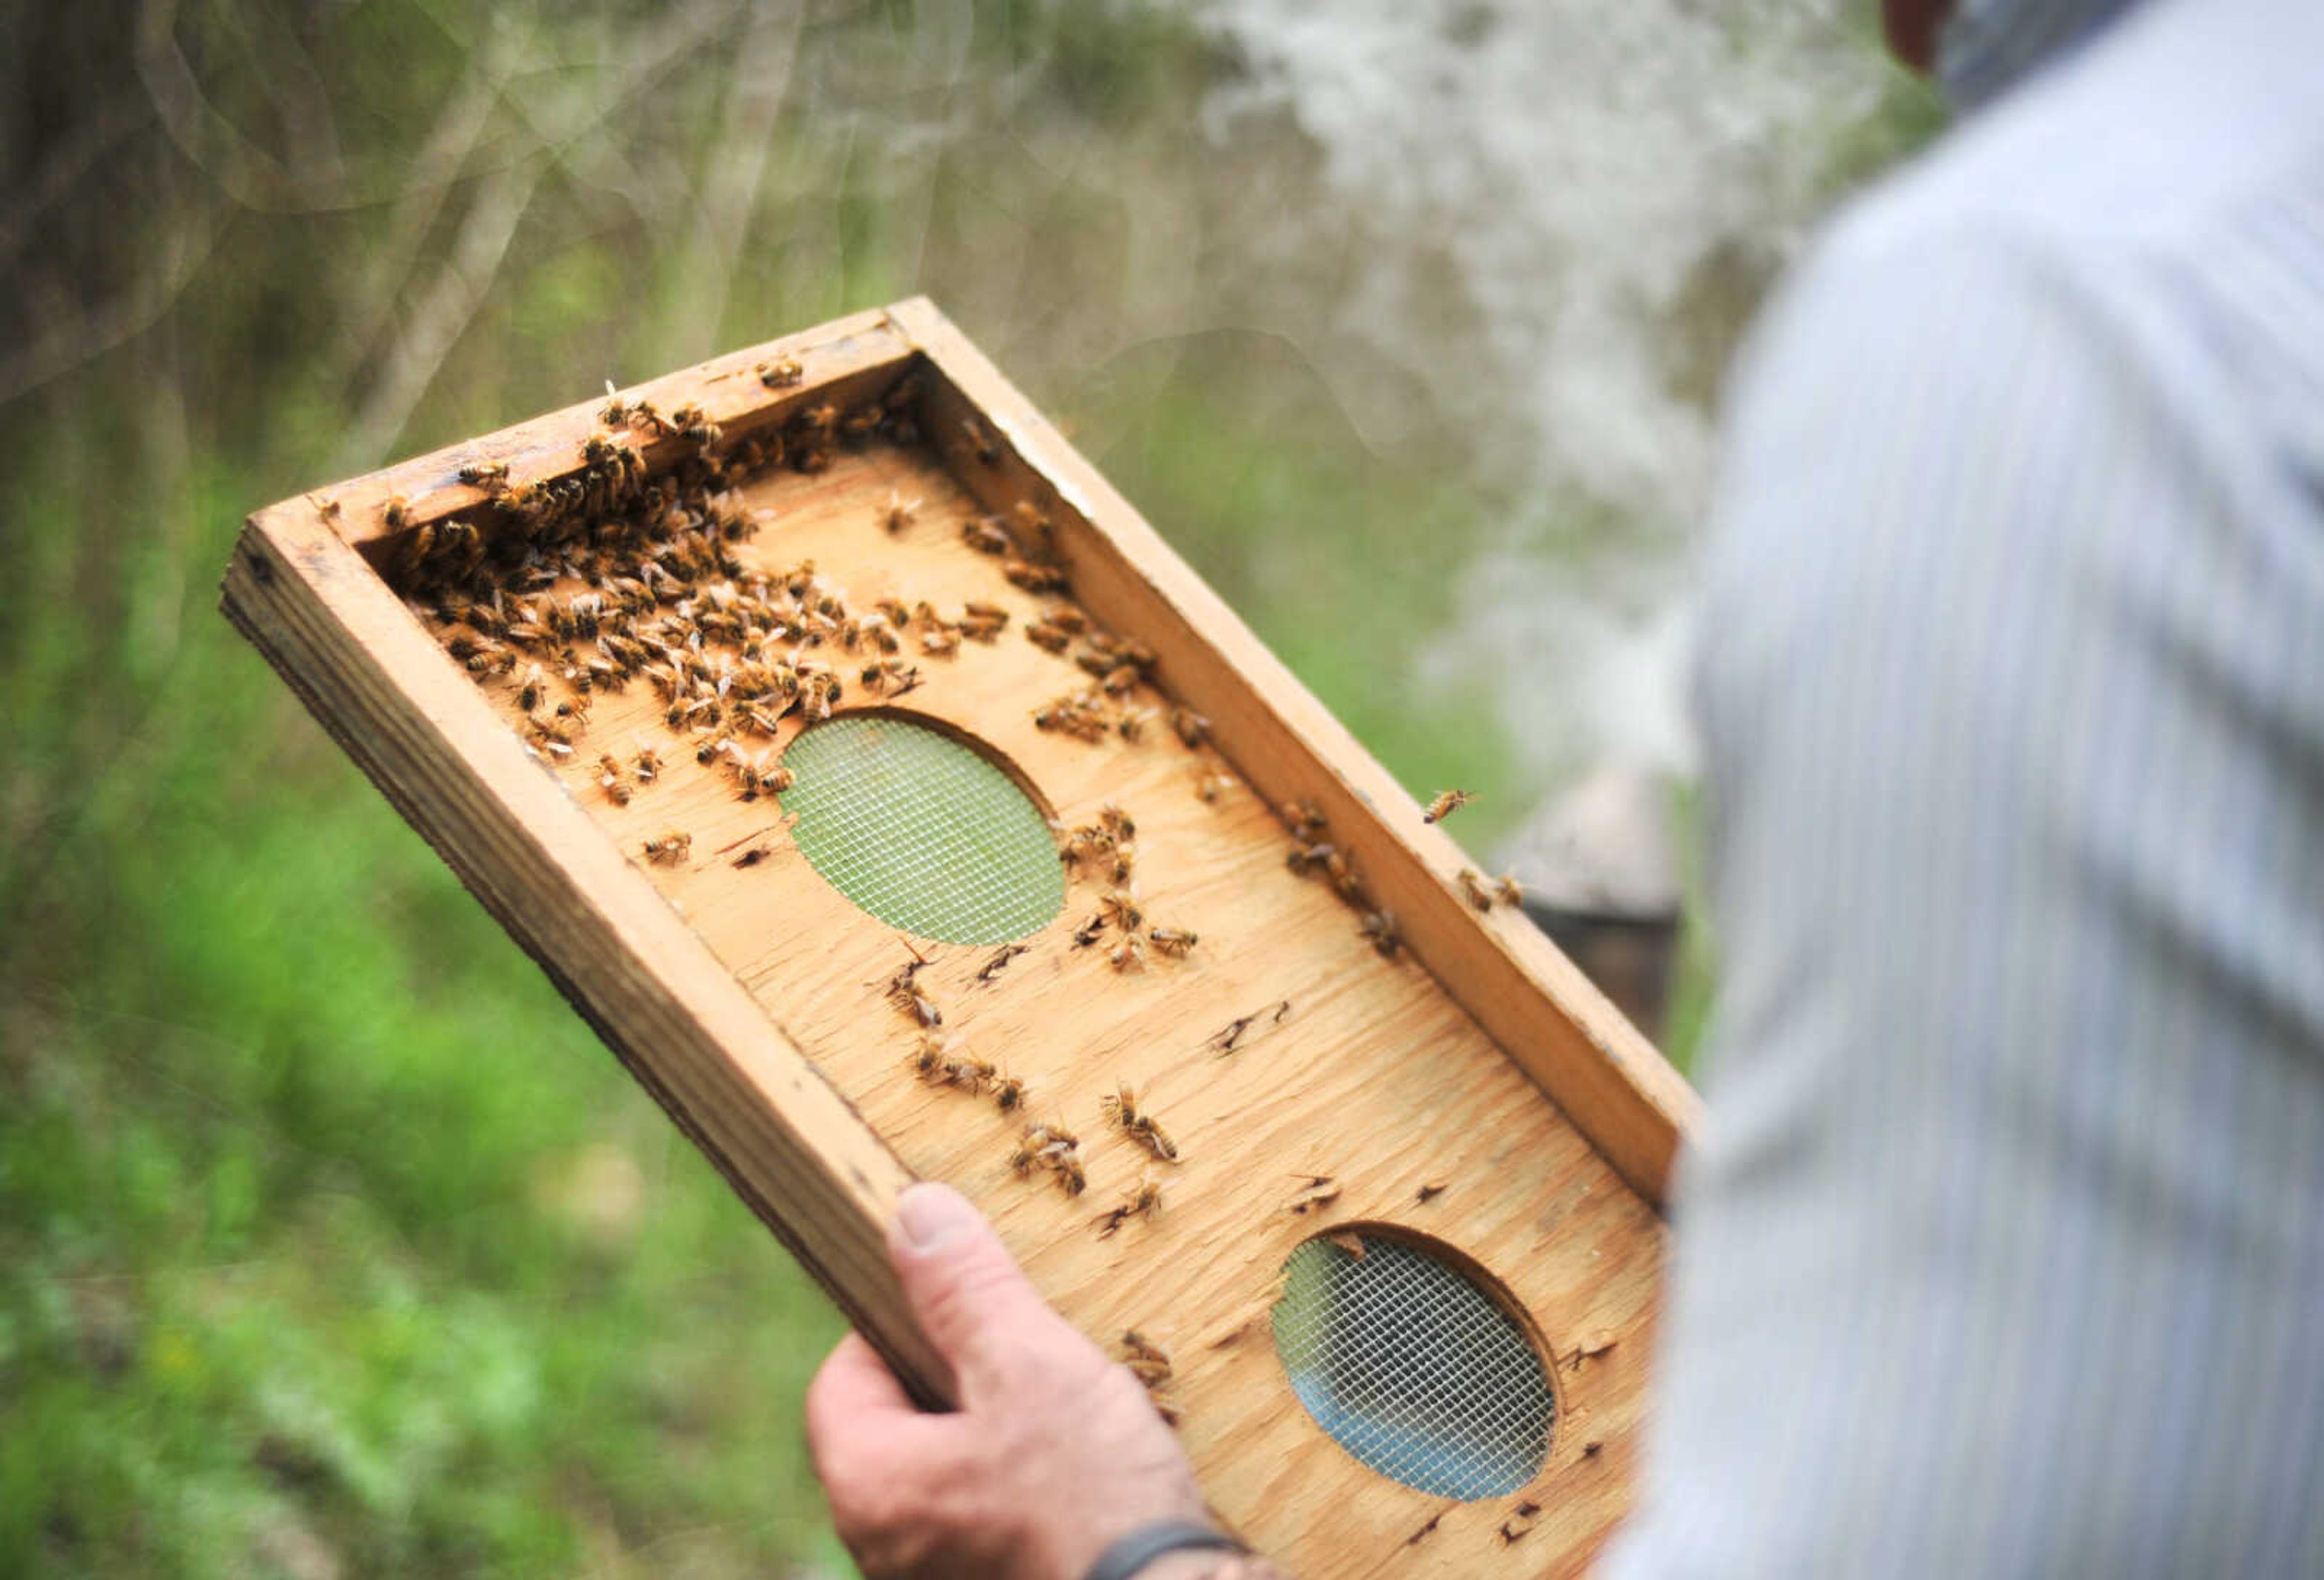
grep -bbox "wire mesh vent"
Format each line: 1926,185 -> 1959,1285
776,715 -> 1065,944
1271,1233 -> 1554,1500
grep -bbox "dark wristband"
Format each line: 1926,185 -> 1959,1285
1083,1519 -> 1245,1580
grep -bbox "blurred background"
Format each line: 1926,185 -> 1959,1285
0,1 -> 1938,1573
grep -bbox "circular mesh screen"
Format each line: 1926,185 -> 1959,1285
1272,1234 -> 1554,1500
775,715 -> 1065,944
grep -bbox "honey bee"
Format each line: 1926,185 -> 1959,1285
1098,804 -> 1136,841
599,380 -> 635,425
1458,868 -> 1495,912
1422,788 -> 1474,825
555,692 -> 591,726
1099,891 -> 1144,933
1106,844 -> 1137,885
1359,909 -> 1401,959
1071,913 -> 1108,948
1055,1155 -> 1088,1196
1285,841 -> 1336,878
888,970 -> 942,1029
1115,707 -> 1154,744
596,754 -> 631,805
1003,559 -> 1067,594
1109,936 -> 1146,972
1094,1179 -> 1163,1238
384,496 -> 413,533
1496,872 -> 1525,907
1169,707 -> 1210,749
642,830 -> 691,864
757,358 -> 803,389
517,663 -> 546,712
1195,770 -> 1236,805
991,1072 -> 1028,1112
962,515 -> 1014,555
919,626 -> 960,658
1147,926 -> 1197,959
1024,619 -> 1073,654
1098,1084 -> 1142,1127
458,460 -> 510,490
1284,798 -> 1328,840
976,944 -> 1031,985
1120,1331 -> 1173,1388
962,416 -> 1001,465
881,491 -> 921,534
958,602 -> 1010,641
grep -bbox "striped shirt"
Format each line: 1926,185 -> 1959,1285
1601,0 -> 2324,1573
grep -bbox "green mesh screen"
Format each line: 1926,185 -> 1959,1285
775,715 -> 1065,944
1272,1234 -> 1554,1500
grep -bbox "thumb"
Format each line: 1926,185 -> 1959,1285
889,1182 -> 1083,1395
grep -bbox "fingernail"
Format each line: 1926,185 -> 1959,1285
894,1182 -> 973,1250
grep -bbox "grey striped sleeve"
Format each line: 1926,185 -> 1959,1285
1597,223 -> 2324,1576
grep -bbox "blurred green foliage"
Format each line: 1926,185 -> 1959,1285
0,1 -> 1934,1572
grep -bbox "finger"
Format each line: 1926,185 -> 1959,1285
887,1181 -> 1094,1395
806,1332 -> 917,1437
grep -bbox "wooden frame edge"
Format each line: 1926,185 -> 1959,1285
218,497 -> 951,1402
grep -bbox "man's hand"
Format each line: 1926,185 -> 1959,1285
806,1182 -> 1212,1580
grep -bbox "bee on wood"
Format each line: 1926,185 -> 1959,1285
920,626 -> 960,658
1286,840 -> 1336,878
1458,868 -> 1495,912
958,602 -> 1009,641
1120,1331 -> 1173,1388
1094,1179 -> 1163,1239
1359,909 -> 1401,959
555,692 -> 592,727
1115,707 -> 1154,744
1098,1083 -> 1141,1128
1195,770 -> 1236,805
596,754 -> 631,805
962,515 -> 1014,556
962,416 -> 1001,465
599,381 -> 635,426
1024,618 -> 1073,654
1283,798 -> 1328,841
1071,913 -> 1108,948
1422,788 -> 1474,825
888,966 -> 942,1029
384,496 -> 412,532
1003,559 -> 1067,594
881,491 -> 921,534
976,944 -> 1030,985
757,358 -> 803,389
1497,872 -> 1525,907
642,830 -> 691,864
1169,707 -> 1210,750
1099,891 -> 1144,933
1011,1122 -> 1085,1196
458,460 -> 510,490
992,1072 -> 1029,1112
1098,804 -> 1136,842
1109,936 -> 1146,972
1147,926 -> 1197,959
668,402 -> 721,451
517,663 -> 546,713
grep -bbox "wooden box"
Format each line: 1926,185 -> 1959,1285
219,300 -> 1699,1577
